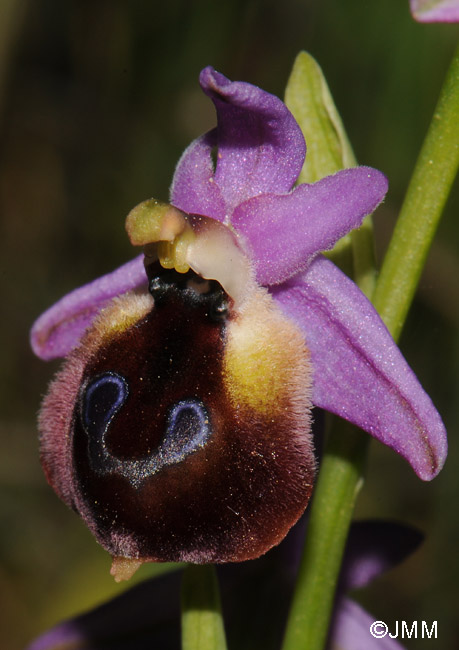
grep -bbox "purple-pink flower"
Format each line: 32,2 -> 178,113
30,67 -> 447,569
410,0 -> 459,22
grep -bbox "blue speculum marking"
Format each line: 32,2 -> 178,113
80,374 -> 211,489
163,400 -> 211,459
83,372 -> 129,439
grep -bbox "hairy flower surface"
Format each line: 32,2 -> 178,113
31,67 -> 447,568
410,0 -> 459,22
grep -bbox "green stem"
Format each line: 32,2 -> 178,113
372,41 -> 459,340
282,41 -> 459,650
181,564 -> 228,650
282,424 -> 367,650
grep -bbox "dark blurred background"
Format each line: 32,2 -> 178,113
0,0 -> 457,648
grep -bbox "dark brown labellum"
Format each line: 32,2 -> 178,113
40,266 -> 315,564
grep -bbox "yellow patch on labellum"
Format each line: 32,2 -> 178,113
92,292 -> 154,345
224,288 -> 312,417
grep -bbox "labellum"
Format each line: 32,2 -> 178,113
39,201 -> 315,571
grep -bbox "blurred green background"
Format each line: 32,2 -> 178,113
0,0 -> 457,648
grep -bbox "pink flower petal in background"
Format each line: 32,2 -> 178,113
410,0 -> 459,22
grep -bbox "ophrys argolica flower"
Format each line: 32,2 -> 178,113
30,67 -> 447,571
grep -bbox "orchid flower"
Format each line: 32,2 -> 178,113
26,519 -> 420,650
410,0 -> 459,22
30,67 -> 447,573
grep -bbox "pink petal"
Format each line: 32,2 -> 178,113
328,598 -> 406,650
410,0 -> 459,22
170,130 -> 227,221
199,66 -> 306,216
272,256 -> 447,480
340,521 -> 422,591
232,167 -> 388,286
31,256 -> 147,360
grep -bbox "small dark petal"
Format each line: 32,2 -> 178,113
27,521 -> 306,650
26,571 -> 182,650
339,520 -> 424,592
26,517 -> 420,650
